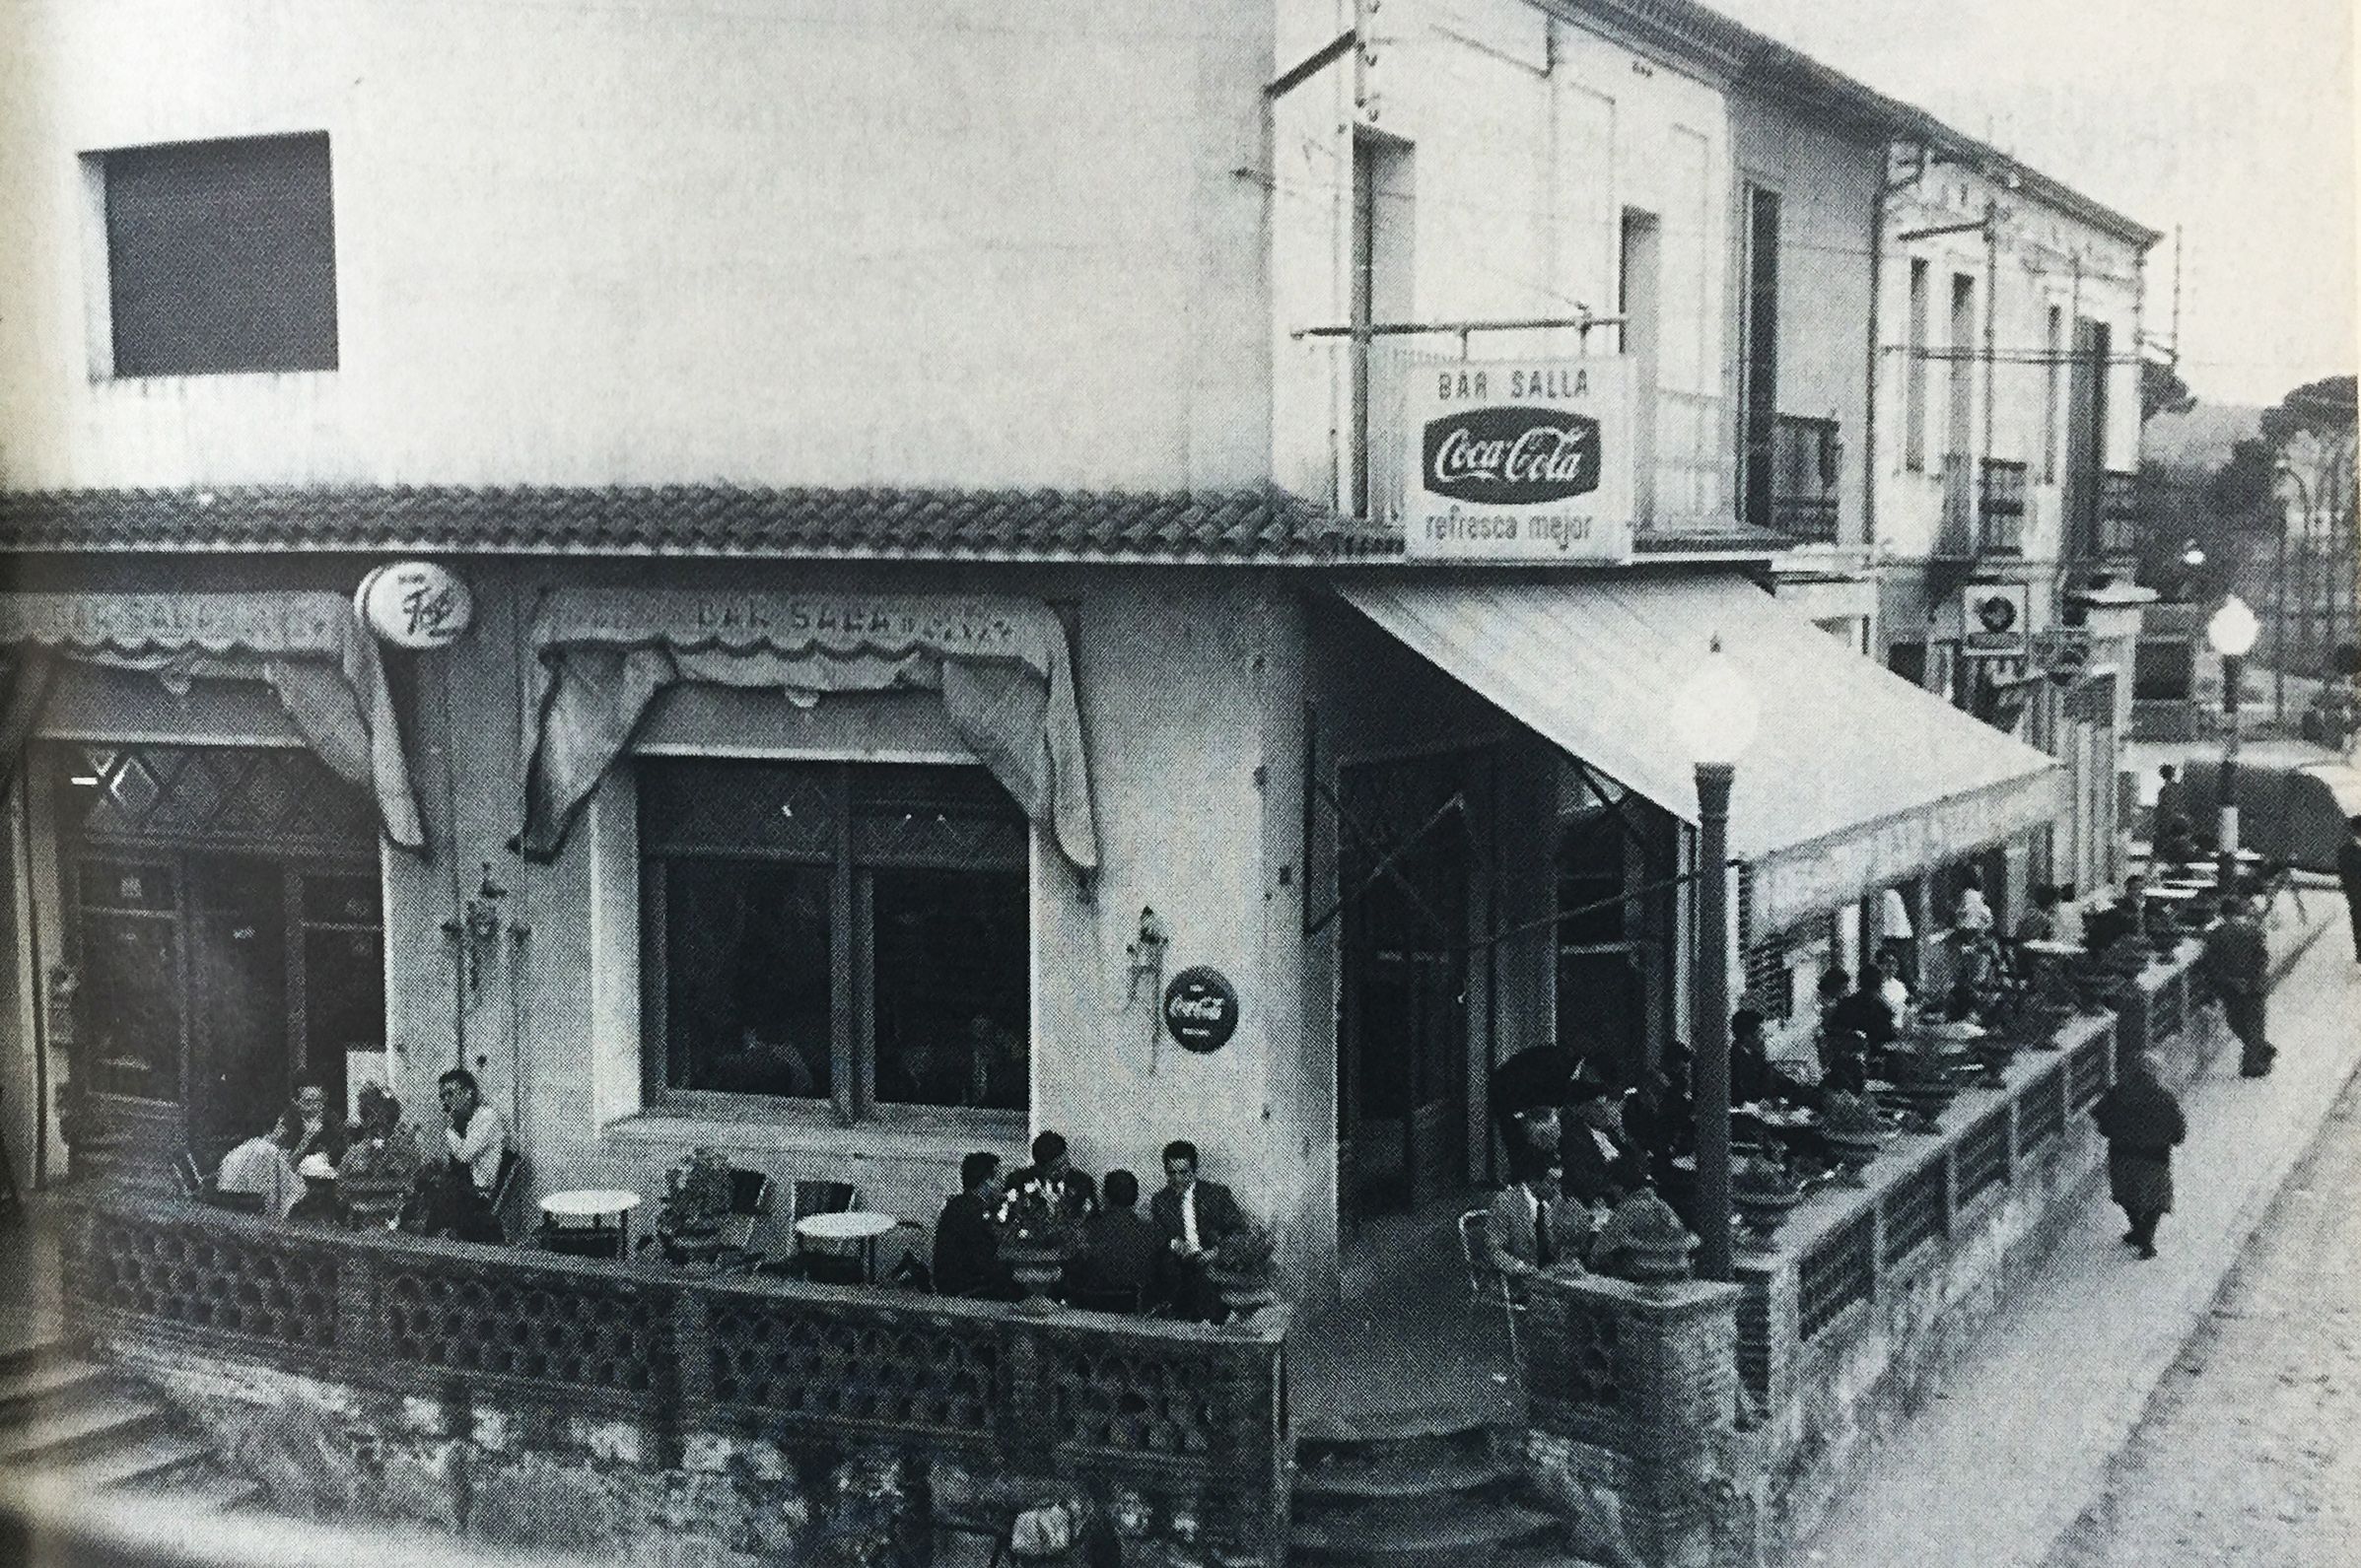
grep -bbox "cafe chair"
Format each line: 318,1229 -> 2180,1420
1458,1207 -> 1524,1365
170,1148 -> 209,1202
723,1168 -> 773,1253
487,1150 -> 526,1242
540,1217 -> 628,1261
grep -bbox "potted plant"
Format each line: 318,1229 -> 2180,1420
1588,1188 -> 1697,1286
655,1146 -> 733,1267
1732,1153 -> 1804,1246
995,1180 -> 1082,1312
1819,1091 -> 1885,1183
1203,1221 -> 1281,1324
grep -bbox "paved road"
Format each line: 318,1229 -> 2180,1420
1801,913 -> 2358,1568
2044,1062 -> 2361,1568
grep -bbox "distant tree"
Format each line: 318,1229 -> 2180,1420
2208,437 -> 2277,519
2257,375 -> 2357,445
2141,360 -> 2196,423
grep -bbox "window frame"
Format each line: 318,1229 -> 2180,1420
635,753 -> 1035,1132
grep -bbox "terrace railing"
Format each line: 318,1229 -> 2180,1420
59,1194 -> 1291,1560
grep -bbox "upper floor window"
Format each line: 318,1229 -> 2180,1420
98,133 -> 339,377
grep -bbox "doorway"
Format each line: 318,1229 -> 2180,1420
1336,749 -> 1479,1224
42,743 -> 383,1169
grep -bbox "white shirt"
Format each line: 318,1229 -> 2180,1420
1179,1185 -> 1200,1253
1880,975 -> 1912,1018
446,1103 -> 508,1193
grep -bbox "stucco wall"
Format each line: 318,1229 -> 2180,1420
1874,162 -> 2146,566
1729,93 -> 1882,550
357,560 -> 1342,1288
1268,0 -> 1735,527
0,0 -> 1272,492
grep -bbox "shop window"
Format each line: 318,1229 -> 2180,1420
639,759 -> 1030,1119
98,133 -> 339,376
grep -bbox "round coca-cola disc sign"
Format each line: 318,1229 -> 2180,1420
1162,967 -> 1239,1054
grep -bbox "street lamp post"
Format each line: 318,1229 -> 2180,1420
2206,595 -> 2260,894
2272,459 -> 2311,723
1673,636 -> 1760,1283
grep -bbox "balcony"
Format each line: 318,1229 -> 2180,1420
1934,455 -> 2030,557
2099,470 -> 2143,558
1767,415 -> 1842,543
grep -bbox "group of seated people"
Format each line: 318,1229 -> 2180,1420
210,1067 -> 512,1242
930,1131 -> 1249,1320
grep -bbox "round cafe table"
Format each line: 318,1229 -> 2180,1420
540,1189 -> 643,1258
795,1209 -> 898,1283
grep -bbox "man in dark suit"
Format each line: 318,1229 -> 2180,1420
1557,1082 -> 1640,1207
1006,1129 -> 1098,1223
2203,896 -> 2274,1077
1148,1139 -> 1245,1322
1068,1168 -> 1160,1311
932,1151 -> 1017,1301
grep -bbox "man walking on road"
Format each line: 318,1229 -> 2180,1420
2092,1051 -> 2187,1261
2337,814 -> 2361,964
2202,895 -> 2274,1078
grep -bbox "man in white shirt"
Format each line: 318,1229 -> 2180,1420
440,1068 -> 508,1193
412,1067 -> 509,1241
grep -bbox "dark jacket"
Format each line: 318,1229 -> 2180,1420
1558,1120 -> 1639,1206
2203,916 -> 2268,996
2093,1071 -> 2187,1216
2337,836 -> 2361,900
1147,1179 -> 1245,1259
1070,1208 -> 1160,1301
1827,989 -> 1897,1049
932,1193 -> 1015,1301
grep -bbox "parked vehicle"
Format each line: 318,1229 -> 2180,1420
2167,760 -> 2361,875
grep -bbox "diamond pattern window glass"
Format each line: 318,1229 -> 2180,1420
640,759 -> 1030,1118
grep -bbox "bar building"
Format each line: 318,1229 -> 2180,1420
0,0 -> 2153,1303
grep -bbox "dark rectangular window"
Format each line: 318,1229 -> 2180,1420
641,759 -> 1030,1120
104,133 -> 339,376
1737,185 -> 1781,532
1904,260 -> 1930,472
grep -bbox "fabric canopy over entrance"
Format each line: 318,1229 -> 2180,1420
520,588 -> 1099,870
0,592 -> 424,849
1337,574 -> 2067,933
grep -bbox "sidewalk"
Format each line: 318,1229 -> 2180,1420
1800,906 -> 2356,1568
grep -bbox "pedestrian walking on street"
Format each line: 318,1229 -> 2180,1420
2152,764 -> 2188,845
2202,894 -> 2275,1077
2337,814 -> 2361,964
2091,1051 -> 2187,1261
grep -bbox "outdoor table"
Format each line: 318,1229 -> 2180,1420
541,1189 -> 643,1256
795,1209 -> 898,1282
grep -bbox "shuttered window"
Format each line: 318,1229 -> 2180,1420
104,133 -> 339,376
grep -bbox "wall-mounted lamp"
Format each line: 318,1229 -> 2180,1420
1126,907 -> 1170,1004
443,862 -> 510,997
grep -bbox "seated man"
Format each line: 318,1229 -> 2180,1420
408,1068 -> 509,1242
214,1102 -> 303,1217
1729,1008 -> 1813,1107
933,1151 -> 1018,1301
1486,1155 -> 1585,1284
1557,1082 -> 1641,1208
281,1080 -> 347,1169
1006,1129 -> 1099,1224
1067,1168 -> 1160,1310
1148,1139 -> 1246,1323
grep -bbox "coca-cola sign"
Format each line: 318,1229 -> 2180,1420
1423,408 -> 1602,505
1402,356 -> 1634,563
1161,966 -> 1239,1054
